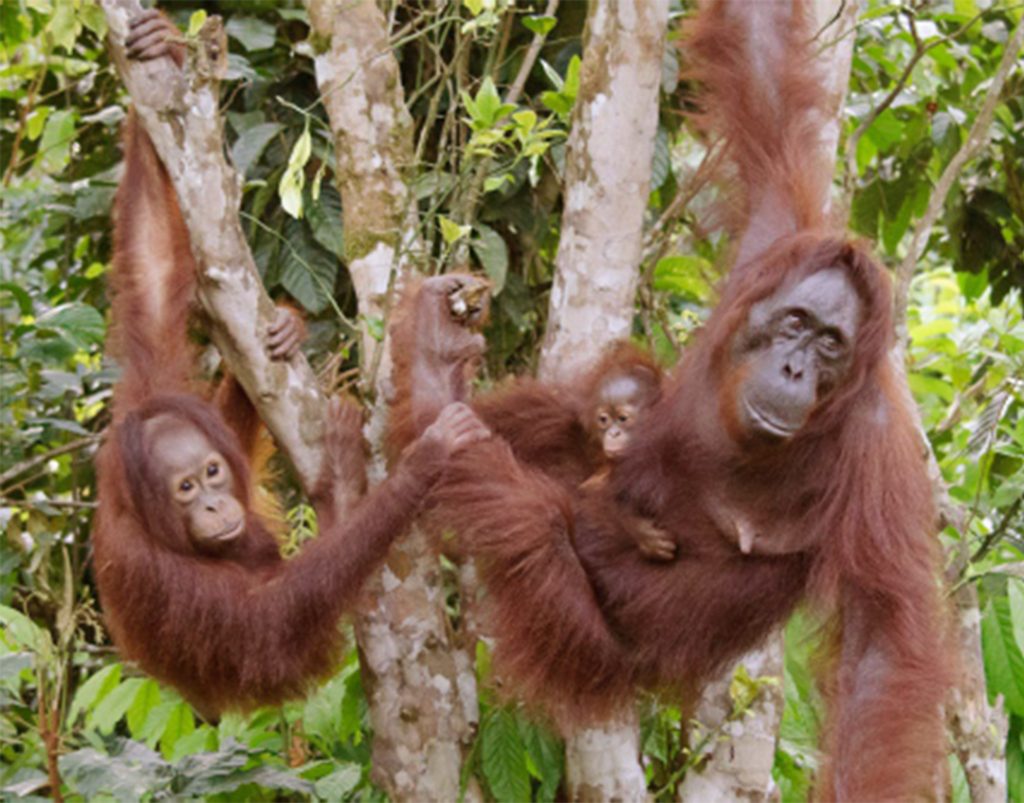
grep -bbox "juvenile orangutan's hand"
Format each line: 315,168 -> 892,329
267,306 -> 305,361
420,402 -> 490,460
126,9 -> 185,64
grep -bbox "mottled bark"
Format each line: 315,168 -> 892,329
949,576 -> 1007,803
538,0 -> 671,385
306,2 -> 476,800
534,0 -> 669,799
564,717 -> 647,803
101,0 -> 336,500
677,638 -> 785,802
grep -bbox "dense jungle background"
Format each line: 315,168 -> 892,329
1,0 -> 1023,800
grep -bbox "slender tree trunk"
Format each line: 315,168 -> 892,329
538,0 -> 670,385
536,0 -> 669,799
676,3 -> 858,798
306,3 -> 477,800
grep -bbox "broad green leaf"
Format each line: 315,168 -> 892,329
481,707 -> 530,803
0,652 -> 33,679
463,0 -> 485,16
982,596 -> 1024,716
522,15 -> 556,36
439,215 -> 471,245
650,125 -> 671,190
26,106 -> 51,141
37,109 -> 76,174
69,663 -> 123,725
277,218 -> 339,313
38,302 -> 105,348
47,0 -> 80,51
471,223 -> 508,294
60,741 -> 169,803
226,17 -> 276,52
91,678 -> 145,734
0,605 -> 47,650
522,719 -> 563,801
187,10 -> 207,37
158,701 -> 196,758
307,183 -> 344,259
127,680 -> 162,738
279,126 -> 312,219
653,255 -> 712,299
79,2 -> 107,37
314,763 -> 362,800
231,121 -> 283,177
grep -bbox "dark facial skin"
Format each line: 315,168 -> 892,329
591,375 -> 656,459
732,268 -> 860,440
146,415 -> 246,552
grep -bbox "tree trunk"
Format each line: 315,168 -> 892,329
538,0 -> 670,385
536,0 -> 670,799
306,2 -> 477,800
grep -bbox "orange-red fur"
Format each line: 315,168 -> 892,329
416,2 -> 951,798
91,114 -> 443,716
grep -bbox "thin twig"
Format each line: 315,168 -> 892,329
505,0 -> 560,107
0,497 -> 99,511
0,436 -> 100,488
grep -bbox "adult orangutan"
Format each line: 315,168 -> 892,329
398,1 -> 953,798
91,12 -> 488,718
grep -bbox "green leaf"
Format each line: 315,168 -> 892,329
37,302 -> 105,348
522,15 -> 556,36
280,126 -> 312,219
471,223 -> 508,294
0,605 -> 47,650
522,719 -> 563,801
650,125 -> 671,190
982,595 -> 1024,716
0,652 -> 33,680
127,680 -> 162,738
463,0 -> 484,16
307,183 -> 344,259
79,2 -> 107,37
481,707 -> 530,803
187,10 -> 207,37
439,215 -> 471,245
564,55 -> 581,101
158,701 -> 195,758
69,663 -> 122,725
60,740 -> 170,803
314,763 -> 362,799
91,678 -> 144,734
231,121 -> 283,177
37,109 -> 76,174
225,17 -> 276,52
47,0 -> 80,51
653,255 -> 712,299
277,218 -> 339,314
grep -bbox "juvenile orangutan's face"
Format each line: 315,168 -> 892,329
146,415 -> 245,552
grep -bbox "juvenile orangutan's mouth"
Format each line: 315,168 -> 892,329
213,519 -> 244,541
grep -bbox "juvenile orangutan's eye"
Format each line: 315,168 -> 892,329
207,462 -> 219,477
179,479 -> 193,493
